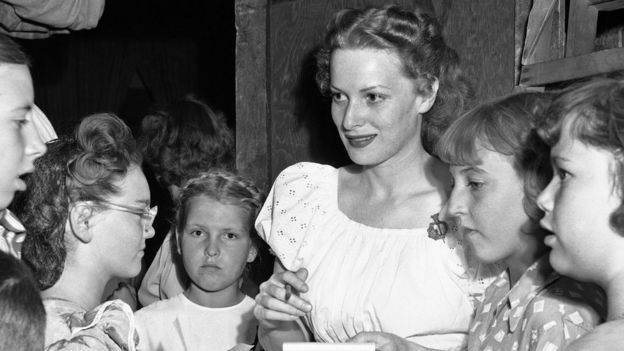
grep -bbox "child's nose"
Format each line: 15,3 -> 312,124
204,240 -> 220,257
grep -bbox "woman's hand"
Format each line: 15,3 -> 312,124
254,267 -> 312,329
348,332 -> 430,351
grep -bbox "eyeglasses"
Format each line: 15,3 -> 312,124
92,201 -> 158,233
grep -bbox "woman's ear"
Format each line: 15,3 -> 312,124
417,78 -> 440,114
68,203 -> 94,243
247,245 -> 258,263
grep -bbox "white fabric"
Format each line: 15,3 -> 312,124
30,105 -> 57,142
135,293 -> 257,351
0,0 -> 105,39
256,162 -> 499,350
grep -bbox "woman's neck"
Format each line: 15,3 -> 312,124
41,259 -> 110,311
354,150 -> 447,198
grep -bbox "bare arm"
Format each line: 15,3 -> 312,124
255,259 -> 313,351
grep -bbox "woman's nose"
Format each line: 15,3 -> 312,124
342,101 -> 364,130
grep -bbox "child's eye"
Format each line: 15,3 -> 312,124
190,230 -> 204,237
331,92 -> 347,104
13,118 -> 27,129
557,168 -> 569,181
365,93 -> 385,104
223,232 -> 238,240
467,180 -> 484,190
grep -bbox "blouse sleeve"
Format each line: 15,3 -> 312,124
255,162 -> 334,271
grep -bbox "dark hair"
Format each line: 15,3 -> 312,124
0,251 -> 45,351
315,5 -> 472,154
0,33 -> 30,66
140,94 -> 234,188
18,113 -> 141,289
175,169 -> 264,245
437,92 -> 554,231
538,77 -> 624,235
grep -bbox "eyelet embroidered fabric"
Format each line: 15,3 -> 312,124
256,162 -> 501,350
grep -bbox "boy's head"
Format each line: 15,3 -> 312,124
0,34 -> 46,210
175,170 -> 264,304
537,77 -> 624,282
0,251 -> 46,351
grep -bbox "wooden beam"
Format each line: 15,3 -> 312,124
566,0 -> 598,57
591,0 -> 624,11
235,0 -> 271,190
520,47 -> 624,86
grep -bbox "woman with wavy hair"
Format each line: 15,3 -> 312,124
18,113 -> 155,350
253,5 -> 496,351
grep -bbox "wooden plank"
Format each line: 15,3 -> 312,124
566,0 -> 598,57
522,0 -> 557,64
591,0 -> 624,11
515,0 -> 533,86
235,0 -> 271,190
520,47 -> 624,86
443,0 -> 515,100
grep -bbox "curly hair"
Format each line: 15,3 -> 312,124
315,5 -> 473,155
174,169 -> 264,244
538,77 -> 624,236
0,33 -> 29,66
16,113 -> 141,289
436,92 -> 554,234
140,95 -> 234,188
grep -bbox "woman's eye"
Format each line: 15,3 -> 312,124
366,93 -> 385,104
331,92 -> 347,103
557,168 -> 569,180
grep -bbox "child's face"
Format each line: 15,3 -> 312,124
0,64 -> 46,210
179,195 -> 257,296
446,146 -> 532,266
538,119 -> 622,283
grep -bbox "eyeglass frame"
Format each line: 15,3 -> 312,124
86,200 -> 158,233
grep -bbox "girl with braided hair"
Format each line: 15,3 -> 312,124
135,169 -> 263,351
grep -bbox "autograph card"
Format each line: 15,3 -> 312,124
283,343 -> 375,351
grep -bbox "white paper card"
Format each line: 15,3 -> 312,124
283,343 -> 375,351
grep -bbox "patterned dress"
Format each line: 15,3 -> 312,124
255,162 -> 500,350
468,255 -> 606,351
44,298 -> 138,351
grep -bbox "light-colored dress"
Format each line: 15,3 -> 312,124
255,162 -> 498,350
43,298 -> 137,351
468,255 -> 605,351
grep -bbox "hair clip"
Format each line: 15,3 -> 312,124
427,213 -> 448,241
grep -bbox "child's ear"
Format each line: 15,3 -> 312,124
68,203 -> 94,243
175,229 -> 182,256
247,245 -> 258,263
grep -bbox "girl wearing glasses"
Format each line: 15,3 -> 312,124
17,113 -> 153,350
